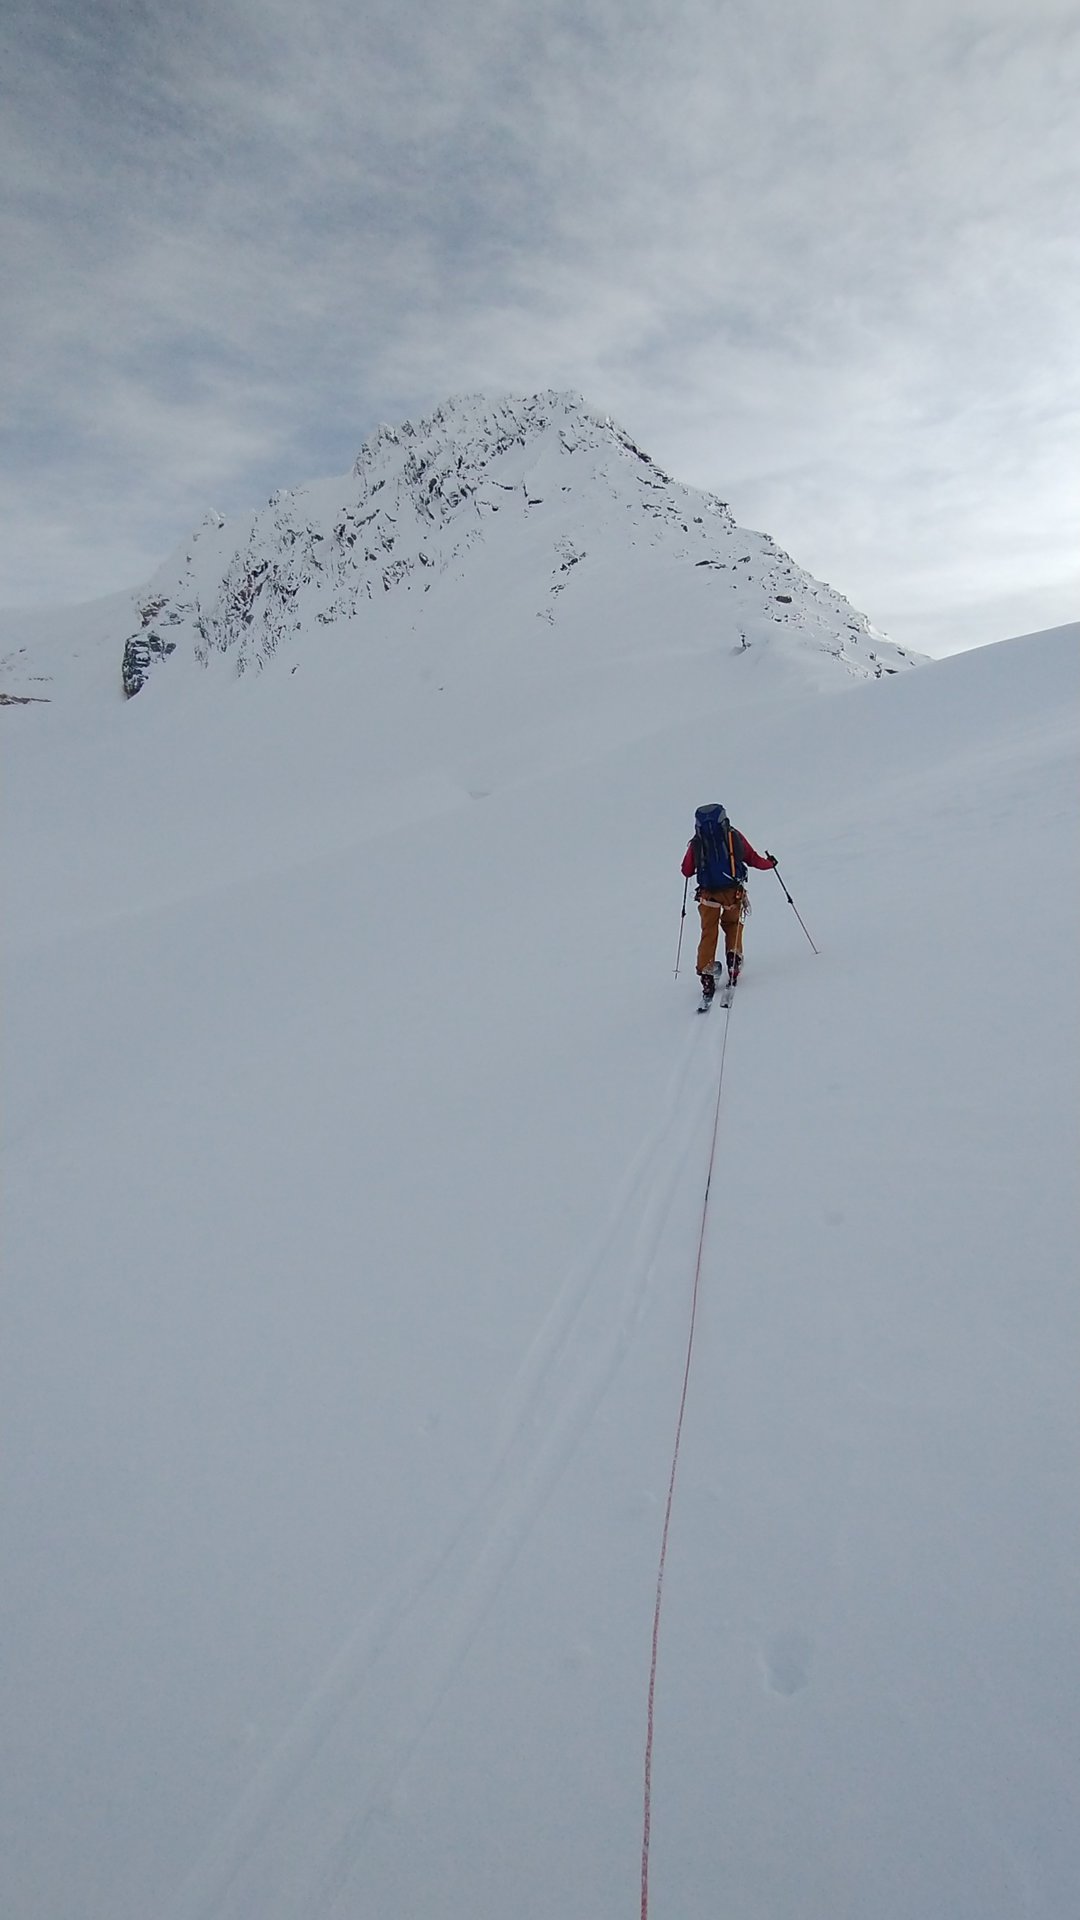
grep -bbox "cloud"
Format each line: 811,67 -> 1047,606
1,0 -> 1077,652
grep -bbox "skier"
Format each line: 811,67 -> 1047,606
681,803 -> 776,1003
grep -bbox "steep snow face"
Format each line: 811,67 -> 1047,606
0,392 -> 918,709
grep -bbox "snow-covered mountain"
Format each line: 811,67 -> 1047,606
2,388 -> 1077,1920
0,391 -> 916,715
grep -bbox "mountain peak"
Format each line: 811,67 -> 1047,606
1,392 -> 922,706
349,389 -> 673,508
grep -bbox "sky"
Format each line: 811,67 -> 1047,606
2,0 -> 1077,657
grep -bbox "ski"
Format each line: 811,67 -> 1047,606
698,981 -> 735,1013
697,961 -> 741,1013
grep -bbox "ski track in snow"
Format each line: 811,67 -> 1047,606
166,1005 -> 731,1920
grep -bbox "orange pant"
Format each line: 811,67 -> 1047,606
695,888 -> 745,973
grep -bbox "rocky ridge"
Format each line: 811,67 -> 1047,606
120,391 -> 917,696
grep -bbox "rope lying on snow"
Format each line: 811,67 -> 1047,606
640,995 -> 736,1920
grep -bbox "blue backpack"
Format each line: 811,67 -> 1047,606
693,803 -> 746,889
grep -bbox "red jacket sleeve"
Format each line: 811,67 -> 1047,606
737,831 -> 773,870
681,840 -> 696,877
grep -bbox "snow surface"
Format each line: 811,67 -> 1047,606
2,424 -> 1078,1918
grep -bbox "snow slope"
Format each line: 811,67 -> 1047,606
2,525 -> 1077,1917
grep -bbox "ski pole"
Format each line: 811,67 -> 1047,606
673,876 -> 689,977
771,861 -> 819,955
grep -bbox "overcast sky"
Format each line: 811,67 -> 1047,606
2,0 -> 1076,655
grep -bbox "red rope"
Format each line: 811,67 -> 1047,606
640,1004 -> 733,1919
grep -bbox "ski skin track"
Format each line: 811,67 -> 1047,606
163,999 -> 733,1920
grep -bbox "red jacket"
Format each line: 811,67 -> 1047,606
682,830 -> 773,880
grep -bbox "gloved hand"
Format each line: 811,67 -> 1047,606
765,851 -> 778,867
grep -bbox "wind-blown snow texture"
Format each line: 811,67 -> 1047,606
2,395 -> 1077,1920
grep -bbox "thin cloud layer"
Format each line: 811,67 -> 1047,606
2,0 -> 1077,653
